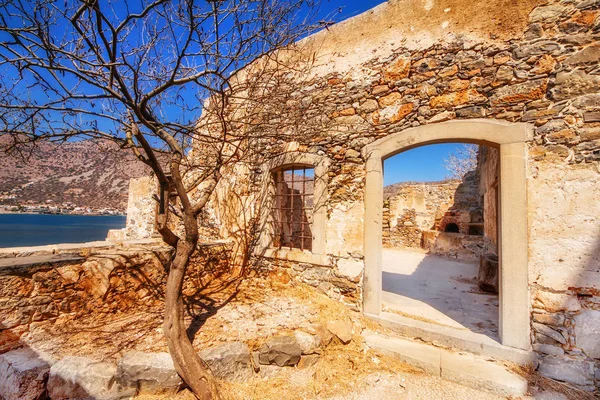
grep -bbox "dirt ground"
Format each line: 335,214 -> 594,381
17,274 -> 587,400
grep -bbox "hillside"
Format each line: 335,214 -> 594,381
0,138 -> 151,213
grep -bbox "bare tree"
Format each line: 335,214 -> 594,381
0,1 -> 325,398
443,144 -> 479,180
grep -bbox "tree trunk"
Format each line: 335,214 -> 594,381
164,240 -> 220,399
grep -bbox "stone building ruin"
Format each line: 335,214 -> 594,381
382,146 -> 493,261
119,0 -> 600,393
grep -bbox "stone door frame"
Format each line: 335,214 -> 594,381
362,119 -> 533,350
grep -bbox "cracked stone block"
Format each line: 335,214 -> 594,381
574,309 -> 600,359
538,356 -> 594,387
199,342 -> 252,381
48,356 -> 134,400
116,351 -> 182,395
0,348 -> 54,400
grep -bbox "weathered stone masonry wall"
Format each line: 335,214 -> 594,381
383,181 -> 461,247
127,0 -> 600,391
382,170 -> 484,259
0,243 -> 231,354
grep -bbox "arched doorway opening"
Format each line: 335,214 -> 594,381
444,223 -> 460,233
362,119 -> 532,351
380,141 -> 500,341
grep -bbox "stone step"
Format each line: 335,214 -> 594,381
363,330 -> 528,398
367,311 -> 537,366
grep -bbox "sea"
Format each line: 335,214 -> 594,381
0,213 -> 126,248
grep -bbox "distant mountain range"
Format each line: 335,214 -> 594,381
0,138 -> 151,212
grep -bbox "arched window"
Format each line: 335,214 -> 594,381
444,222 -> 460,233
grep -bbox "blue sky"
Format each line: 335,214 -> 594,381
384,143 -> 468,185
318,0 -> 387,21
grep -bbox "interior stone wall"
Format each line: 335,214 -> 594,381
478,146 -> 500,254
382,173 -> 484,258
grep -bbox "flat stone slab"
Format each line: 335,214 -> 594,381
363,332 -> 440,375
363,331 -> 528,397
116,351 -> 182,395
440,351 -> 528,397
0,348 -> 55,400
198,342 -> 252,381
0,254 -> 84,276
48,356 -> 134,400
368,311 -> 536,366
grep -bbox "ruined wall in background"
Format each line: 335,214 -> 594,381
478,146 -> 500,254
107,176 -> 157,241
381,165 -> 484,260
383,181 -> 459,247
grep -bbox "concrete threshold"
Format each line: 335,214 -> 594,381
363,330 -> 529,397
367,311 -> 537,366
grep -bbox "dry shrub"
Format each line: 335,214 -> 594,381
514,364 -> 597,400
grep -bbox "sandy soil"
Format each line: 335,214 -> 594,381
17,275 -> 584,400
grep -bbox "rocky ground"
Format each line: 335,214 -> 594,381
2,275 -> 588,400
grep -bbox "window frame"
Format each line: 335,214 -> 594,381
271,165 -> 315,252
256,151 -> 330,266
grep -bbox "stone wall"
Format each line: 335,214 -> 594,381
107,176 -> 157,241
123,0 -> 600,391
382,166 -> 483,258
383,181 -> 458,246
0,243 -> 231,354
478,146 -> 500,254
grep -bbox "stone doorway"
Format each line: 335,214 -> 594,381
380,141 -> 500,341
362,120 -> 532,351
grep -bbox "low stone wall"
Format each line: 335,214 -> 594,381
0,241 -> 231,354
253,256 -> 362,309
421,230 -> 485,261
531,286 -> 600,390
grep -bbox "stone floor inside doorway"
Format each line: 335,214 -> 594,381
382,248 -> 499,341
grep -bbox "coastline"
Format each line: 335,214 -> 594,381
0,211 -> 125,217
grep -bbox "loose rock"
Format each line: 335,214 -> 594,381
199,342 -> 253,381
293,331 -> 322,355
0,348 -> 54,400
116,351 -> 182,395
326,320 -> 353,344
258,336 -> 302,367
